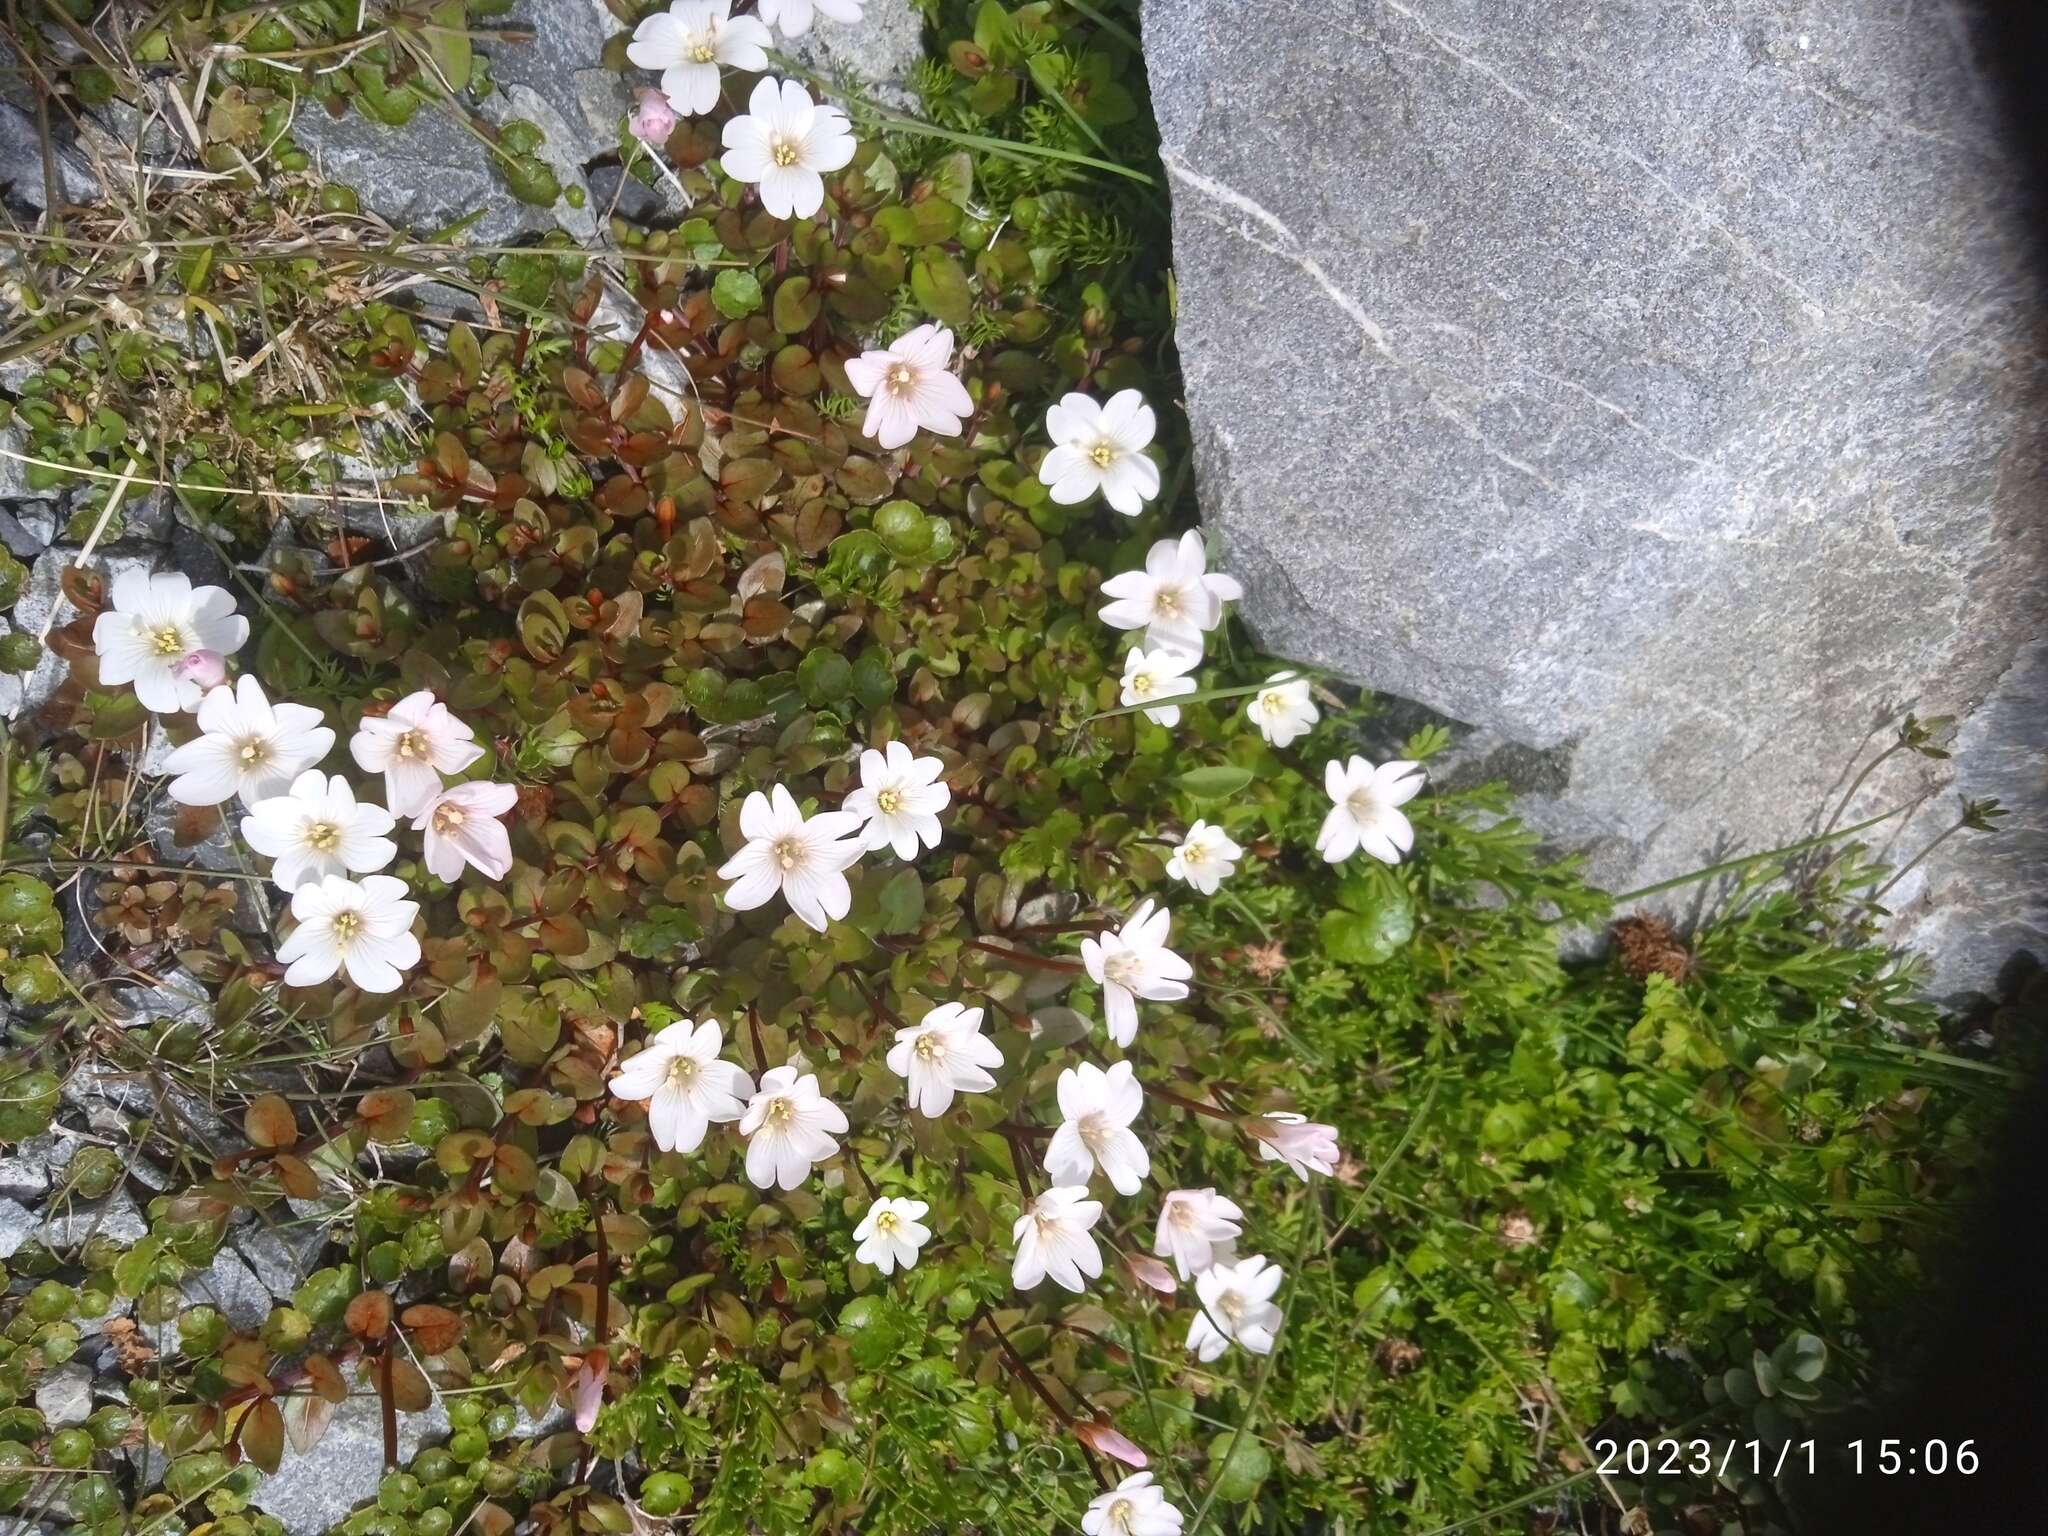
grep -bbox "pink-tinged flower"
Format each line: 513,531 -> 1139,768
719,76 -> 856,221
1153,1187 -> 1244,1280
274,874 -> 420,994
569,1350 -> 608,1434
717,783 -> 865,932
161,675 -> 334,808
843,325 -> 975,450
1186,1255 -> 1285,1361
739,1065 -> 849,1190
1315,755 -> 1424,865
1074,1419 -> 1150,1470
1011,1185 -> 1104,1292
1250,1112 -> 1340,1181
170,649 -> 227,691
1098,530 -> 1243,657
414,781 -> 519,883
1045,1060 -> 1149,1197
1080,898 -> 1191,1048
607,1018 -> 754,1154
348,691 -> 485,819
629,87 -> 679,145
92,570 -> 248,714
1039,390 -> 1161,515
627,1 -> 772,117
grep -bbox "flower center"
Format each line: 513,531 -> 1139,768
875,786 -> 902,815
688,38 -> 716,63
236,737 -> 271,767
1169,1200 -> 1197,1230
1079,1110 -> 1110,1147
1129,673 -> 1156,699
667,1056 -> 700,1089
147,623 -> 186,657
1181,841 -> 1208,866
1347,791 -> 1375,819
874,1210 -> 899,1234
773,837 -> 804,871
1106,1498 -> 1137,1535
764,1096 -> 794,1128
770,137 -> 801,168
1260,690 -> 1285,713
331,909 -> 362,946
433,803 -> 468,835
1102,952 -> 1140,989
1087,440 -> 1118,469
912,1032 -> 943,1061
305,820 -> 341,853
884,362 -> 916,396
394,728 -> 430,761
1153,588 -> 1182,617
1217,1290 -> 1245,1323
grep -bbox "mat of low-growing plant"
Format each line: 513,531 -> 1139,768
0,3 -> 2012,1535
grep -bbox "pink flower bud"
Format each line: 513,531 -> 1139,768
629,88 -> 677,146
1247,1111 -> 1340,1181
170,649 -> 227,690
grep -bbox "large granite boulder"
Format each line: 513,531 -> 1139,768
1144,0 -> 2047,1000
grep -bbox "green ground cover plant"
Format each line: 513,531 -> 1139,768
0,3 -> 2017,1534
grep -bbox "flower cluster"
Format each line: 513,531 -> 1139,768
93,574 -> 520,993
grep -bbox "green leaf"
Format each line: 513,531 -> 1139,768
876,869 -> 924,936
424,0 -> 473,94
1206,1432 -> 1272,1503
1175,764 -> 1253,802
910,251 -> 973,328
712,268 -> 764,319
1319,897 -> 1413,966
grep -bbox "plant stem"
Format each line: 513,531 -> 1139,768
1598,802 -> 1919,910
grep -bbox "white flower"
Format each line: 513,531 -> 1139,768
92,570 -> 248,714
1254,1112 -> 1340,1181
852,1196 -> 931,1274
349,691 -> 485,820
739,1064 -> 849,1190
885,1002 -> 1003,1118
607,1018 -> 754,1154
1316,755 -> 1425,865
841,740 -> 949,859
758,0 -> 864,37
720,76 -> 856,221
1038,390 -> 1161,515
843,325 -> 975,450
1118,646 -> 1198,726
274,874 -> 420,994
627,0 -> 771,117
1245,672 -> 1318,748
1186,1254 -> 1285,1361
414,781 -> 519,883
1153,1188 -> 1244,1281
1045,1060 -> 1149,1197
1164,820 -> 1242,895
1083,1473 -> 1184,1536
160,676 -> 334,808
717,783 -> 865,932
241,771 -> 398,892
1097,531 -> 1243,657
1011,1185 -> 1104,1292
1080,898 -> 1191,1048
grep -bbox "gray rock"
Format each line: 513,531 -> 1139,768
183,1245 -> 277,1333
1146,0 -> 2047,1001
0,503 -> 53,557
0,1195 -> 37,1258
778,0 -> 930,112
252,1392 -> 451,1536
234,1220 -> 334,1300
34,1362 -> 94,1428
35,1189 -> 147,1249
0,1132 -> 56,1201
0,98 -> 103,211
